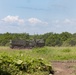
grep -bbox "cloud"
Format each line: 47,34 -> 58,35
64,19 -> 71,23
28,18 -> 41,24
48,19 -> 76,33
2,15 -> 25,24
53,19 -> 76,25
51,4 -> 67,10
28,18 -> 48,25
1,16 -> 48,26
18,6 -> 49,11
18,4 -> 67,12
63,19 -> 76,25
0,15 -> 49,34
1,15 -> 76,34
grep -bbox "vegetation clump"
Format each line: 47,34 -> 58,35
0,53 -> 54,75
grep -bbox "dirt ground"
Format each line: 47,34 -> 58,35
51,60 -> 76,75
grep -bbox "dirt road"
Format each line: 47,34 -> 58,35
51,60 -> 76,75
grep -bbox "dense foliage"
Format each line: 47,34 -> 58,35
0,52 -> 53,75
0,32 -> 76,46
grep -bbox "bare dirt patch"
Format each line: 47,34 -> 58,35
51,60 -> 76,75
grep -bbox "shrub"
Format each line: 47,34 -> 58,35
0,54 -> 54,75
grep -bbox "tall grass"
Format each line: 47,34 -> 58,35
0,46 -> 76,61
0,46 -> 76,75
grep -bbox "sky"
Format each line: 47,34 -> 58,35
0,0 -> 76,34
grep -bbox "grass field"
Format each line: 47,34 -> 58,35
0,46 -> 76,61
0,46 -> 76,75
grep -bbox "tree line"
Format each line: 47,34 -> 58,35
0,32 -> 76,46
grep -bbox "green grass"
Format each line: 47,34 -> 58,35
0,46 -> 76,61
0,46 -> 76,75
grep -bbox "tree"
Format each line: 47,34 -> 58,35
46,33 -> 62,46
60,32 -> 72,41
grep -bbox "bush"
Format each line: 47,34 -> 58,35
0,54 -> 54,75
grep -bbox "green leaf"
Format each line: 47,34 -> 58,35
16,60 -> 23,65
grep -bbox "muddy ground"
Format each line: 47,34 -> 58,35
51,60 -> 76,75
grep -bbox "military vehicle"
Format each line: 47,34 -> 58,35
10,39 -> 45,49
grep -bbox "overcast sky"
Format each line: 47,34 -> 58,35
0,0 -> 76,34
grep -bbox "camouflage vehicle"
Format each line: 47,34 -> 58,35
33,39 -> 45,47
10,40 -> 27,49
10,39 -> 45,49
